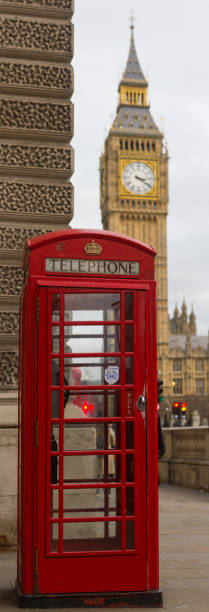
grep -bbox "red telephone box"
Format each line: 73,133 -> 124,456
17,229 -> 162,607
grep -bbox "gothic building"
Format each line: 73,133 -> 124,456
100,25 -> 209,410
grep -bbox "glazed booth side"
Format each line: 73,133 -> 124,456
17,229 -> 162,607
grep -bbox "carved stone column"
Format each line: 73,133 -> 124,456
0,0 -> 74,420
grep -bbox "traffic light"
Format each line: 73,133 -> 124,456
181,402 -> 187,413
172,401 -> 180,416
157,379 -> 164,403
82,400 -> 94,416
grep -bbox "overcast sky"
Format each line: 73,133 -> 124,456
72,0 -> 209,335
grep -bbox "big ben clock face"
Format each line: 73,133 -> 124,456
122,162 -> 155,195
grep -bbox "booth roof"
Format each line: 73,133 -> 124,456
23,228 -> 156,257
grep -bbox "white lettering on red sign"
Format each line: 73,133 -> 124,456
45,258 -> 140,276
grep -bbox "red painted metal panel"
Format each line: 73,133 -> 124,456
18,229 -> 159,600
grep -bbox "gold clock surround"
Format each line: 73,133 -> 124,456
118,157 -> 158,199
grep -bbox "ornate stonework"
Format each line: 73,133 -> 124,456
0,226 -> 51,250
0,266 -> 23,295
0,183 -> 72,215
0,0 -> 74,396
0,313 -> 19,335
0,19 -> 73,53
0,145 -> 73,170
0,353 -> 18,388
0,63 -> 72,91
0,100 -> 73,133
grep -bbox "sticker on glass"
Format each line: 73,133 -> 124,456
104,366 -> 119,385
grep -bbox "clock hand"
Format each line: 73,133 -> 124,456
135,175 -> 145,181
135,175 -> 151,189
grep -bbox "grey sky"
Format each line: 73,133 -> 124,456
72,0 -> 209,335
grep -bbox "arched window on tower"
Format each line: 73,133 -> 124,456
141,142 -> 144,151
120,139 -> 123,150
147,142 -> 150,151
152,142 -> 156,151
126,92 -> 129,103
130,92 -> 132,103
125,140 -> 128,150
134,92 -> 136,104
130,140 -> 134,150
142,93 -> 144,104
136,141 -> 139,151
138,93 -> 141,104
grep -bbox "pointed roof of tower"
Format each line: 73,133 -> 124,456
122,24 -> 147,84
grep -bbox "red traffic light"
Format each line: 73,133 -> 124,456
181,402 -> 187,412
172,401 -> 180,416
82,401 -> 94,416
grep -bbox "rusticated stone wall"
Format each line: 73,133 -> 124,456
0,144 -> 72,169
0,0 -> 74,410
0,63 -> 72,90
0,19 -> 73,53
0,100 -> 73,133
0,183 -> 72,214
0,226 -> 51,250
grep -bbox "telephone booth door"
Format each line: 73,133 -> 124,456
36,286 -> 150,598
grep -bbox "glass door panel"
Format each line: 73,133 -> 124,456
38,286 -> 148,594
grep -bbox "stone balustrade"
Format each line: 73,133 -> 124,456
159,427 -> 209,491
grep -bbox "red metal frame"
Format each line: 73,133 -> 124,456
17,229 -> 160,604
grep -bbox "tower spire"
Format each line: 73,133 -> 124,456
122,20 -> 147,84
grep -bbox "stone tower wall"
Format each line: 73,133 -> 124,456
100,132 -> 170,352
0,0 -> 74,409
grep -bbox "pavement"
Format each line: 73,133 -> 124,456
0,484 -> 209,611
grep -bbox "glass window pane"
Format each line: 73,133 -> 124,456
52,294 -> 60,321
126,455 -> 134,482
50,523 -> 59,552
51,489 -> 59,518
51,390 -> 60,418
125,293 -> 133,320
51,358 -> 60,386
126,487 -> 134,515
125,357 -> 134,384
125,325 -> 133,352
64,293 -> 121,322
126,422 -> 134,449
126,520 -> 134,550
63,521 -> 121,551
63,488 -> 121,518
52,326 -> 60,353
64,423 -> 120,452
64,455 -> 121,483
64,391 -> 121,418
64,325 -> 120,353
51,452 -> 58,485
64,358 -> 121,387
52,423 -> 59,449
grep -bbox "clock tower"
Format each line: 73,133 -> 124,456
100,24 -> 169,362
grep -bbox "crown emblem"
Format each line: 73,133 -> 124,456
84,240 -> 103,256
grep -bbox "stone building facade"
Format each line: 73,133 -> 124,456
100,26 -> 209,414
0,0 -> 74,421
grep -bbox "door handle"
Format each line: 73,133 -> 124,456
137,395 -> 146,411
